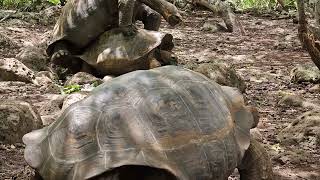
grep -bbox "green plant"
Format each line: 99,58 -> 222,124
62,84 -> 81,94
233,0 -> 296,11
47,0 -> 60,5
0,0 -> 62,9
0,0 -> 33,9
91,81 -> 100,87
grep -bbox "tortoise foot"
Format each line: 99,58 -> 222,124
168,14 -> 182,27
51,49 -> 72,66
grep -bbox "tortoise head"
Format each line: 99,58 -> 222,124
220,86 -> 259,129
23,128 -> 47,169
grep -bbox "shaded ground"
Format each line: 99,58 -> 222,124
0,9 -> 319,180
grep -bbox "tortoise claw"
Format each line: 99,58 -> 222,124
51,49 -> 71,66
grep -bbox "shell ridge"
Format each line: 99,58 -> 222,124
48,105 -> 102,164
95,107 -> 103,150
153,72 -> 205,134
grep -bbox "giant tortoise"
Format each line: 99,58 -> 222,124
47,0 -> 182,68
23,66 -> 273,180
78,26 -> 177,76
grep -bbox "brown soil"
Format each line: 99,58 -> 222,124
0,9 -> 319,180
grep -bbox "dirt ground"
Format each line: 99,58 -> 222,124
0,8 -> 319,180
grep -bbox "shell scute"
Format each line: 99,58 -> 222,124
48,106 -> 101,163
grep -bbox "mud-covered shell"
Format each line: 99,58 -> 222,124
79,28 -> 174,75
23,66 -> 255,180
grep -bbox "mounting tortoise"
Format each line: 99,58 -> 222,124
23,66 -> 273,180
47,0 -> 182,70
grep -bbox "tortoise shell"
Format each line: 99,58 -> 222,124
79,27 -> 174,75
23,66 -> 255,180
46,0 -> 119,56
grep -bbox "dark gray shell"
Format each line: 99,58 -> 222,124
23,66 -> 255,180
47,0 -> 119,56
79,28 -> 174,75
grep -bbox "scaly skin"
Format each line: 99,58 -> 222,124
238,139 -> 274,180
119,0 -> 136,27
140,0 -> 182,26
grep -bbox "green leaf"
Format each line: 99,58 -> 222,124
47,0 -> 60,5
91,81 -> 100,87
62,84 -> 81,94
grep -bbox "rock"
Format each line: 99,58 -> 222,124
290,65 -> 320,83
16,45 -> 48,72
41,114 -> 61,126
0,33 -> 17,48
62,92 -> 90,111
102,75 -> 114,82
34,71 -> 60,94
34,71 -> 56,86
194,62 -> 246,93
278,111 -> 320,149
277,92 -> 320,109
37,71 -> 54,80
167,0 -> 189,9
0,58 -> 36,83
309,84 -> 320,93
273,150 -> 310,165
40,6 -> 61,17
39,92 -> 89,125
39,83 -> 61,94
277,90 -> 294,97
182,62 -> 198,71
201,22 -> 224,33
0,81 -> 42,101
39,95 -> 65,116
39,6 -> 61,25
65,72 -> 103,86
39,95 -> 66,125
278,94 -> 304,107
0,100 -> 42,144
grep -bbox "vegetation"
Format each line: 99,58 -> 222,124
234,0 -> 296,11
62,84 -> 81,94
0,0 -> 33,9
0,0 -> 61,9
0,0 -> 298,11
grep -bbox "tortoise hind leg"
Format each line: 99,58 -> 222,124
238,139 -> 274,180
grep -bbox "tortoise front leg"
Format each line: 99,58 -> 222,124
193,0 -> 235,32
139,0 -> 182,26
134,3 -> 161,31
119,0 -> 136,27
238,139 -> 274,180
